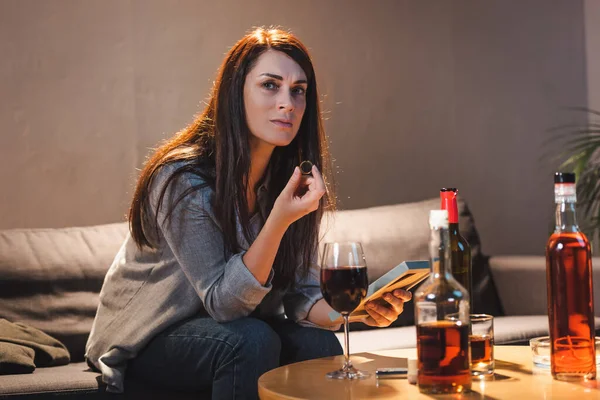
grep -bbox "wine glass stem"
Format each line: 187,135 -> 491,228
343,314 -> 352,370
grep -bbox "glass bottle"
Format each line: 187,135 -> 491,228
440,188 -> 473,309
546,172 -> 596,381
414,210 -> 472,394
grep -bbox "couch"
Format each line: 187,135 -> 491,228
1,196 -> 599,399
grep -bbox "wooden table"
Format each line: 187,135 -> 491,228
258,346 -> 600,399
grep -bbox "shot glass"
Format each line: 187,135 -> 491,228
470,314 -> 494,377
529,336 -> 551,369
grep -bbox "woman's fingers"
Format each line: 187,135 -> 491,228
282,167 -> 301,196
296,167 -> 325,206
364,304 -> 393,327
362,290 -> 411,327
310,165 -> 326,192
393,289 -> 412,302
382,293 -> 405,314
275,165 -> 326,224
366,301 -> 396,323
306,166 -> 326,198
382,290 -> 410,313
302,177 -> 315,188
299,167 -> 323,194
273,166 -> 326,225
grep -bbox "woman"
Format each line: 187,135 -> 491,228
85,27 -> 411,399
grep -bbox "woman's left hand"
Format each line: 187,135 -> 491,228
362,289 -> 412,327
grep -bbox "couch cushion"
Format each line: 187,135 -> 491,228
0,362 -> 100,396
0,223 -> 129,362
320,196 -> 504,329
492,316 -> 600,345
0,362 -> 201,399
490,255 -> 600,317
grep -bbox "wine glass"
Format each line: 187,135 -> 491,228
320,242 -> 370,379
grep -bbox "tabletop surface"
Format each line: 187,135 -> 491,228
258,346 -> 599,399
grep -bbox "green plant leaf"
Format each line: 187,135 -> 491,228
544,109 -> 600,240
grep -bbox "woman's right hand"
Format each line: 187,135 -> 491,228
272,165 -> 326,227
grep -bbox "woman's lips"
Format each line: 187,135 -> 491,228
271,119 -> 293,128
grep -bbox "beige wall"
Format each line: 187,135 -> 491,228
0,0 -> 588,256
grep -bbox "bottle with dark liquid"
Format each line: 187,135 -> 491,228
546,172 -> 596,381
414,210 -> 471,394
440,188 -> 473,309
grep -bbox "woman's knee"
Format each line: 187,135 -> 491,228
301,328 -> 342,358
276,323 -> 343,364
224,317 -> 282,369
315,329 -> 343,357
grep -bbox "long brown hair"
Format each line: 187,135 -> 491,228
128,27 -> 336,289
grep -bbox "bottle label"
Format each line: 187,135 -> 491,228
429,210 -> 449,229
415,302 -> 437,324
554,183 -> 576,203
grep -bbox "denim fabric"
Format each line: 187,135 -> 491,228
126,316 -> 342,400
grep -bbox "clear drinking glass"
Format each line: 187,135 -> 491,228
470,314 -> 494,377
320,242 -> 370,379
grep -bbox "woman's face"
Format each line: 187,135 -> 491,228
243,49 -> 308,150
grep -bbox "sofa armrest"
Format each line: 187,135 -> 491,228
489,255 -> 600,317
0,222 -> 129,362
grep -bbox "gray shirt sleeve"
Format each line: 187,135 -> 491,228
283,255 -> 341,331
150,164 -> 272,323
283,262 -> 322,324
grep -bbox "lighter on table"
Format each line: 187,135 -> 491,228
375,367 -> 408,378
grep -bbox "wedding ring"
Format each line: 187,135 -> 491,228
299,160 -> 313,175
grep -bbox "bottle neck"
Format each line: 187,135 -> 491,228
448,222 -> 460,236
555,201 -> 579,233
554,183 -> 579,233
430,225 -> 453,280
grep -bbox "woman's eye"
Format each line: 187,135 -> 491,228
262,81 -> 278,90
292,87 -> 306,96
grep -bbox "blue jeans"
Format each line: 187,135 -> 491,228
126,316 -> 343,399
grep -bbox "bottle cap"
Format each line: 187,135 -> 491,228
429,210 -> 449,229
554,172 -> 575,184
440,188 -> 459,223
407,358 -> 417,385
554,172 -> 577,203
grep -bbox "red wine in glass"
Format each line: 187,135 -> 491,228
320,266 -> 368,313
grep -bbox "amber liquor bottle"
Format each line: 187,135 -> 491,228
546,172 -> 596,381
414,210 -> 471,394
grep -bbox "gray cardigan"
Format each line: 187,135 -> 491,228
85,163 -> 331,393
